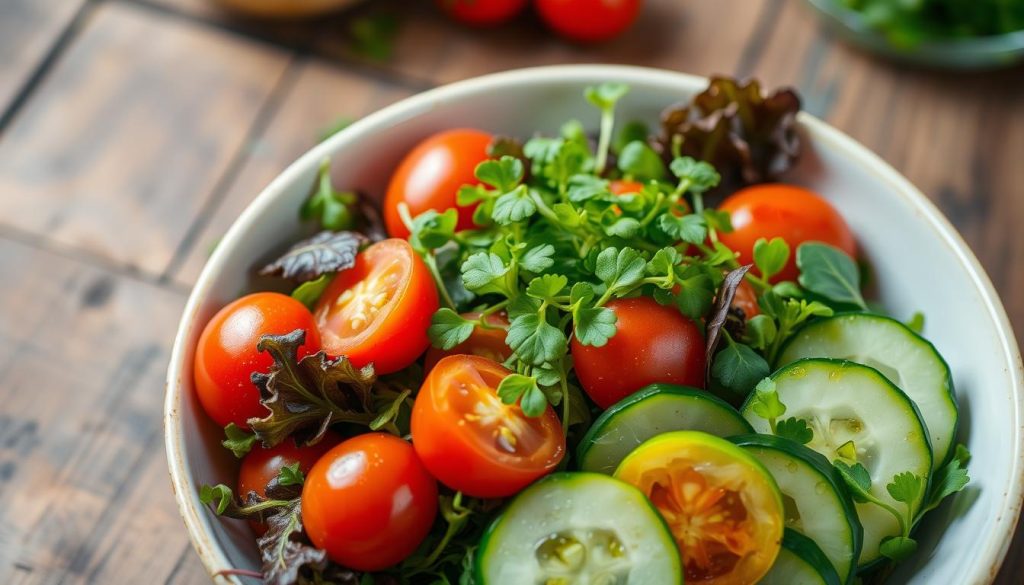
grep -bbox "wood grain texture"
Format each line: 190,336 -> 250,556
167,57 -> 412,285
0,0 -> 87,116
0,1 -> 291,276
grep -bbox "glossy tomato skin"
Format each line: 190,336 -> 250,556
302,433 -> 438,571
718,184 -> 856,283
731,279 -> 760,320
535,0 -> 642,42
194,292 -> 320,428
314,239 -> 438,374
384,129 -> 493,239
572,296 -> 705,409
437,0 -> 527,25
411,355 -> 565,498
423,311 -> 511,372
610,179 -> 644,195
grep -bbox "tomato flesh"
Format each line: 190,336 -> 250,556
194,292 -> 320,428
302,433 -> 438,571
616,431 -> 783,584
314,239 -> 438,374
384,129 -> 492,239
423,311 -> 511,372
718,184 -> 856,283
572,296 -> 705,409
411,355 -> 565,498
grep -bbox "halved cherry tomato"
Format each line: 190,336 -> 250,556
302,433 -> 438,571
615,431 -> 783,584
731,279 -> 760,320
571,296 -> 705,409
411,355 -> 565,498
237,433 -> 340,535
314,239 -> 438,374
423,311 -> 511,372
718,184 -> 856,283
194,292 -> 320,428
436,0 -> 527,25
384,129 -> 493,239
535,0 -> 642,42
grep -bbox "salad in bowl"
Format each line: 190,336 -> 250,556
165,66 -> 1024,585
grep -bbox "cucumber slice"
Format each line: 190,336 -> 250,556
475,472 -> 681,584
731,434 -> 861,584
578,384 -> 752,474
740,359 -> 932,567
760,529 -> 843,585
778,313 -> 956,469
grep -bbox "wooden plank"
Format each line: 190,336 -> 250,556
315,0 -> 772,86
0,0 -> 86,115
0,236 -> 186,583
169,57 -> 412,285
0,1 -> 291,276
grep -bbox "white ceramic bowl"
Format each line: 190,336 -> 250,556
165,65 -> 1024,584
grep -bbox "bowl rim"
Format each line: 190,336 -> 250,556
164,63 -> 1024,584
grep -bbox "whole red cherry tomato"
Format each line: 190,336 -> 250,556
302,433 -> 438,571
572,296 -> 705,409
314,239 -> 438,374
423,311 -> 511,372
194,292 -> 320,428
610,179 -> 644,195
384,129 -> 493,239
718,184 -> 856,283
535,0 -> 643,42
411,355 -> 565,498
436,0 -> 527,25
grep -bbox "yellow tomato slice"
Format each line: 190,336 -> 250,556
615,431 -> 784,584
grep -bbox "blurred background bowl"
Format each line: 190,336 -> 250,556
806,0 -> 1024,69
165,64 -> 1024,584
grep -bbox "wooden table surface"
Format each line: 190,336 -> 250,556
1,0 -> 1022,582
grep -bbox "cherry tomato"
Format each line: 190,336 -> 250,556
237,433 -> 340,535
302,433 -> 438,571
718,184 -> 856,283
731,279 -> 760,320
314,239 -> 438,374
384,129 -> 493,239
610,179 -> 644,195
194,292 -> 320,429
423,311 -> 511,372
572,296 -> 704,409
436,0 -> 527,25
535,0 -> 642,42
411,355 -> 565,498
615,432 -> 783,583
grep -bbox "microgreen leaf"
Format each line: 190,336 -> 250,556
745,314 -> 777,349
659,213 -> 708,244
496,373 -> 535,405
880,536 -> 918,562
887,471 -> 926,508
277,463 -> 305,487
776,418 -> 813,445
520,244 -> 555,273
674,274 -> 715,320
646,247 -> 682,277
475,156 -> 524,192
605,217 -> 642,238
617,140 -> 668,181
552,202 -> 582,227
521,385 -> 549,418
301,158 -> 356,231
290,275 -> 332,310
409,208 -> 459,250
750,378 -> 786,421
570,282 -> 596,306
711,343 -> 770,398
526,274 -> 569,300
797,242 -> 868,309
585,82 -> 630,111
573,306 -> 618,347
428,308 -> 475,350
670,157 -> 721,194
753,237 -> 790,281
506,314 -> 568,366
834,460 -> 874,504
200,484 -> 236,516
492,185 -> 537,225
595,247 -> 646,295
222,423 -> 257,458
567,174 -> 610,202
923,445 -> 971,514
461,253 -> 510,295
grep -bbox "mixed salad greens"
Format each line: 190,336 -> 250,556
193,76 -> 971,585
837,0 -> 1024,46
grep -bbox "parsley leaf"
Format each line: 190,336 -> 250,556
461,253 -> 510,295
428,308 -> 475,350
617,140 -> 667,181
497,374 -> 547,417
922,444 -> 971,514
595,247 -> 646,295
711,343 -> 770,398
573,306 -> 617,347
526,274 -> 568,300
776,417 -> 813,444
670,157 -> 721,194
506,314 -> 567,366
476,156 -> 524,192
659,213 -> 708,244
492,186 -> 537,224
749,378 -> 786,421
567,174 -> 610,202
520,244 -> 555,273
887,471 -> 926,509
797,242 -> 868,310
834,460 -> 874,504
